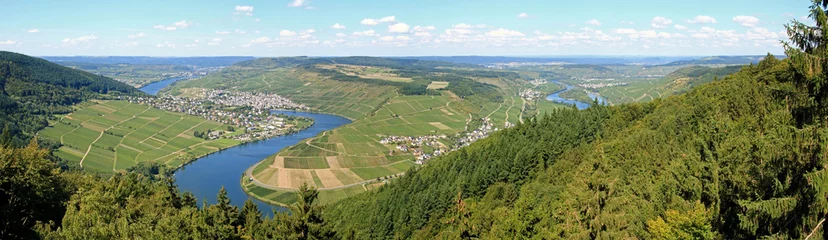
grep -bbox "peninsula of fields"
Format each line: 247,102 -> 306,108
38,100 -> 240,173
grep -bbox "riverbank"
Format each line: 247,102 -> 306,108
173,111 -> 351,215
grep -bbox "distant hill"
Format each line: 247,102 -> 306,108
657,65 -> 744,95
42,56 -> 254,67
0,51 -> 141,145
661,55 -> 767,66
233,56 -> 473,69
400,56 -> 699,65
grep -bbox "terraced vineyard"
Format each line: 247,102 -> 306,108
38,100 -> 240,173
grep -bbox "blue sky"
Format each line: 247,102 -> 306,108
0,0 -> 809,56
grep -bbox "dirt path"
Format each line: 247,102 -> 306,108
261,75 -> 272,89
504,96 -> 514,123
519,97 -> 526,124
486,104 -> 502,119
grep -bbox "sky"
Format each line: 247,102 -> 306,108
0,0 -> 810,57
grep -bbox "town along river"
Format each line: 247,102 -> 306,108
139,80 -> 352,216
545,81 -> 607,110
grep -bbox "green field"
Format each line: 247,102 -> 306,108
597,78 -> 673,104
38,100 -> 241,173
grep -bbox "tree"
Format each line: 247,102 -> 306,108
282,183 -> 335,239
784,0 -> 828,121
0,139 -> 68,239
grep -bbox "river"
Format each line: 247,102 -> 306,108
139,79 -> 352,216
138,76 -> 192,95
545,81 -> 607,110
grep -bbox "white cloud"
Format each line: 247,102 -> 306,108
651,17 -> 673,28
173,20 -> 191,28
517,13 -> 531,19
27,29 -> 39,33
733,15 -> 759,27
251,37 -> 271,43
154,25 -> 176,31
361,19 -> 379,26
288,0 -> 308,8
388,23 -> 410,33
353,30 -> 377,37
379,36 -> 395,42
154,20 -> 192,31
454,23 -> 473,29
235,29 -> 246,34
700,26 -> 716,33
585,19 -> 601,26
331,23 -> 346,29
687,15 -> 717,24
485,28 -> 525,37
444,23 -> 482,36
413,26 -> 435,32
234,5 -> 254,16
414,32 -> 432,37
216,31 -> 230,35
620,21 -> 635,25
255,18 -> 261,23
335,33 -> 347,37
362,16 -> 395,25
155,42 -> 176,48
128,32 -> 145,39
0,40 -> 17,45
674,24 -> 688,30
613,28 -> 637,34
379,16 -> 396,23
692,33 -> 710,39
61,35 -> 98,45
280,30 -> 297,37
212,38 -> 222,42
638,30 -> 658,38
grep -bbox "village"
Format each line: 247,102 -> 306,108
203,90 -> 310,111
380,117 -> 501,164
576,82 -> 629,89
121,90 -> 313,142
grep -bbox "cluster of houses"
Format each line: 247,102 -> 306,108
455,117 -> 498,149
529,78 -> 547,86
383,117 -> 508,165
576,82 -> 629,89
122,95 -> 312,142
380,134 -> 449,164
520,88 -> 545,101
205,90 -> 309,111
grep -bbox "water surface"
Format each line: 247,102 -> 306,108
546,81 -> 607,110
174,111 -> 351,215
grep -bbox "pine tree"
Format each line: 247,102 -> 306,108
784,0 -> 828,121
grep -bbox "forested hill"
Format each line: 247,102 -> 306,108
323,53 -> 828,239
657,65 -> 743,95
0,51 -> 141,145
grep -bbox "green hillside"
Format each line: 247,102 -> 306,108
0,51 -> 141,145
322,54 -> 828,239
